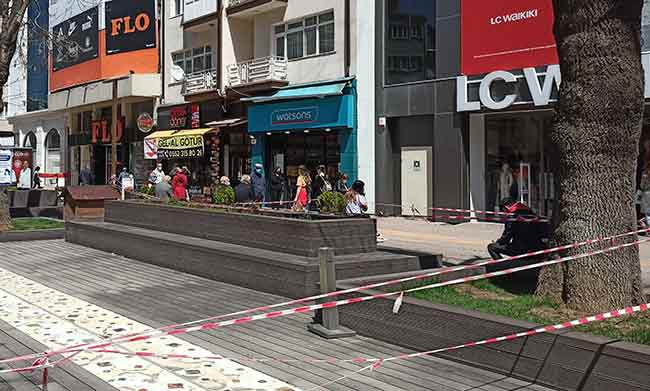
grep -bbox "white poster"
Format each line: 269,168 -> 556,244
0,150 -> 12,185
144,138 -> 158,160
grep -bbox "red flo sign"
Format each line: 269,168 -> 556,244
461,0 -> 558,76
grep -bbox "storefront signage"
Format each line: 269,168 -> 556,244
52,6 -> 99,71
158,104 -> 201,130
457,64 -> 561,112
461,0 -> 557,76
105,0 -> 156,55
271,107 -> 319,126
459,53 -> 650,112
91,119 -> 125,144
137,112 -> 154,133
150,134 -> 205,160
0,150 -> 12,185
10,149 -> 33,188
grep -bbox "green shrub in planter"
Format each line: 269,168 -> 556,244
213,185 -> 235,206
141,184 -> 155,196
317,191 -> 346,214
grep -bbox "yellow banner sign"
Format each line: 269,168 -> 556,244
157,134 -> 204,150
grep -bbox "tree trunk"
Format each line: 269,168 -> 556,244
0,189 -> 9,232
0,0 -> 30,110
537,0 -> 645,312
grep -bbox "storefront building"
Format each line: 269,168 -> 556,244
46,0 -> 160,187
8,110 -> 66,188
244,78 -> 357,192
375,0 -> 650,218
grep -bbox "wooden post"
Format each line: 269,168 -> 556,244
307,247 -> 356,339
111,79 -> 118,180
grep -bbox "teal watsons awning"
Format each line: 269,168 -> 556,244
245,78 -> 356,133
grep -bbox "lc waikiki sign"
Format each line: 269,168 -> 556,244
457,54 -> 650,112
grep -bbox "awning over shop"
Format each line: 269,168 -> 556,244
204,118 -> 248,128
144,128 -> 214,160
241,81 -> 348,104
245,78 -> 356,134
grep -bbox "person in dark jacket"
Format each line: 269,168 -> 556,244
235,175 -> 255,204
269,167 -> 285,206
487,198 -> 546,260
312,165 -> 331,199
251,163 -> 266,202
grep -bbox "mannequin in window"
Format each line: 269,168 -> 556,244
497,163 -> 514,206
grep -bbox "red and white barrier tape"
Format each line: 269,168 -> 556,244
430,214 -> 548,223
374,202 -> 548,223
308,301 -> 650,390
1,228 -> 648,365
75,300 -> 647,371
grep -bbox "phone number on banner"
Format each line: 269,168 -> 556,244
158,148 -> 204,159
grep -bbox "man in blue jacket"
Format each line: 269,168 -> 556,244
251,163 -> 266,203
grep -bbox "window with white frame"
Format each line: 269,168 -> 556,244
172,0 -> 183,16
274,10 -> 335,60
171,45 -> 213,77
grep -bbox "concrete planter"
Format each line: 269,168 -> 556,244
0,229 -> 65,242
104,200 -> 377,257
337,276 -> 650,391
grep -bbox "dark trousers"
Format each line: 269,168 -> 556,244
487,243 -> 519,260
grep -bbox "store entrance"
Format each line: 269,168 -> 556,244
266,130 -> 341,199
485,112 -> 554,217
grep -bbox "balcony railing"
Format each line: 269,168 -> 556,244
183,69 -> 218,95
227,56 -> 288,87
226,0 -> 288,18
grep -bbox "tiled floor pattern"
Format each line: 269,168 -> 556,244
0,268 -> 298,391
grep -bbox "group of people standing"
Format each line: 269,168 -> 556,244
149,163 -> 192,202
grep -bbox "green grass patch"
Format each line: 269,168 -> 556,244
9,218 -> 64,231
408,277 -> 650,345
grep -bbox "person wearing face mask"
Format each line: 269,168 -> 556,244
251,163 -> 266,203
149,163 -> 165,185
336,173 -> 349,194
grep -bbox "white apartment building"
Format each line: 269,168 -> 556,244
157,0 -> 376,206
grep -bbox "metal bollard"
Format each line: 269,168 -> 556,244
307,247 -> 356,339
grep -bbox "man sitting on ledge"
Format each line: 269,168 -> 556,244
488,198 -> 546,260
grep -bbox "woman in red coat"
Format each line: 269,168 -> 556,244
172,167 -> 189,201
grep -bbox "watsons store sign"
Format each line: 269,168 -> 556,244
457,54 -> 650,112
271,107 -> 319,126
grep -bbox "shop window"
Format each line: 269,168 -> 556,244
485,114 -> 554,217
274,10 -> 335,60
172,45 -> 213,76
385,0 -> 436,85
172,0 -> 183,16
23,132 -> 37,157
45,129 -> 61,174
642,0 -> 650,52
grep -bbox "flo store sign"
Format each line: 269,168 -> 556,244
457,54 -> 650,112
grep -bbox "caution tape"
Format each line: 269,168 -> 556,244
50,302 -> 650,380
1,227 -> 648,365
308,302 -> 650,390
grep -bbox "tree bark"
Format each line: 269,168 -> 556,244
537,0 -> 645,312
0,0 -> 29,110
0,189 -> 9,232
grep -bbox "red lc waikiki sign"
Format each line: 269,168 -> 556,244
461,0 -> 558,76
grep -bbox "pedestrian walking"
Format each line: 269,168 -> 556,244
312,165 -> 332,199
293,165 -> 310,211
80,165 -> 94,186
32,166 -> 42,189
251,163 -> 266,203
270,168 -> 285,207
345,180 -> 368,216
235,174 -> 255,203
155,175 -> 173,201
336,173 -> 349,193
172,167 -> 189,201
149,163 -> 165,185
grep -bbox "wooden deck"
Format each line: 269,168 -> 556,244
0,240 -> 553,391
